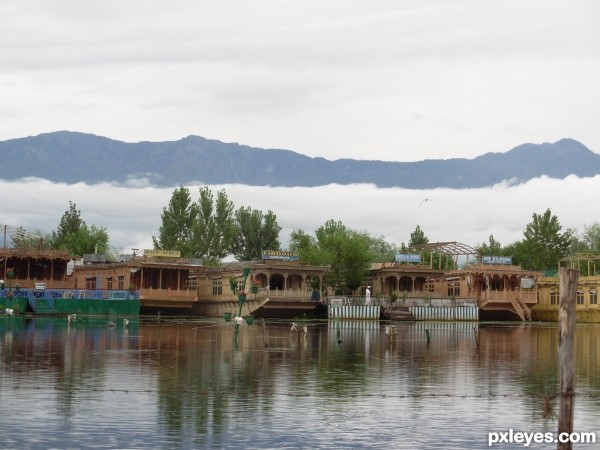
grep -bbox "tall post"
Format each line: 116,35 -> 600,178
557,267 -> 578,450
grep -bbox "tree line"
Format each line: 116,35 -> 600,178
11,186 -> 600,289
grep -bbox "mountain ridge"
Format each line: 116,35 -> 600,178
1,132 -> 598,189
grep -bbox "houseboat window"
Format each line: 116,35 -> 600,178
186,276 -> 198,290
550,291 -> 559,305
447,284 -> 460,297
85,277 -> 96,290
118,276 -> 125,289
576,291 -> 584,305
426,280 -> 435,293
106,277 -> 113,290
490,280 -> 503,291
591,290 -> 597,305
212,280 -> 223,296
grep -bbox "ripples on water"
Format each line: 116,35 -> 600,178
1,316 -> 599,449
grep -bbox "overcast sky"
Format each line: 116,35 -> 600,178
2,1 -> 599,161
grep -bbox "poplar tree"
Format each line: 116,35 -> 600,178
191,187 -> 236,265
231,206 -> 281,261
152,186 -> 197,255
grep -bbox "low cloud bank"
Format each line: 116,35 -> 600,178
1,175 -> 597,254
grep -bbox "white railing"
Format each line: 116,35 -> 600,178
400,297 -> 478,307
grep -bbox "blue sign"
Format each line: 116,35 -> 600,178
482,256 -> 512,265
395,253 -> 421,263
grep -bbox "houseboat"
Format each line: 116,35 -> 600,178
533,253 -> 600,322
0,248 -> 139,317
366,247 -> 540,321
69,249 -> 330,318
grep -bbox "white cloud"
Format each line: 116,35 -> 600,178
1,176 -> 597,255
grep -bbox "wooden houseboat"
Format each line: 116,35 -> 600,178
70,249 -> 329,318
533,254 -> 600,322
0,248 -> 138,317
366,245 -> 540,321
442,262 -> 540,321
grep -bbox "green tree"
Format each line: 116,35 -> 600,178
51,202 -> 109,256
289,230 -> 321,264
408,225 -> 428,249
312,219 -> 373,294
476,234 -> 504,260
52,201 -> 85,248
231,206 -> 281,261
341,231 -> 372,291
63,224 -> 109,256
191,187 -> 236,265
366,234 -> 399,262
513,208 -> 573,271
569,235 -> 590,254
581,222 -> 600,253
152,186 -> 197,256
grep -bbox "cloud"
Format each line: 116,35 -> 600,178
1,176 -> 597,255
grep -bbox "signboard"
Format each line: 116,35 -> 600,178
482,256 -> 512,265
395,253 -> 421,263
262,250 -> 299,261
144,249 -> 181,258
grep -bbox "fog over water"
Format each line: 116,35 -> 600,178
2,175 -> 598,254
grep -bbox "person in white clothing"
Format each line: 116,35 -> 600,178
365,285 -> 371,305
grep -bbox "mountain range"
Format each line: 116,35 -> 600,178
1,131 -> 599,189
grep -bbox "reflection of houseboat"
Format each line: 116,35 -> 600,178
0,248 -> 139,317
533,254 -> 600,322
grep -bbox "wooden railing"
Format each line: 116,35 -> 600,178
481,289 -> 537,303
2,278 -> 72,289
266,288 -> 313,300
139,287 -> 198,302
402,297 -> 478,308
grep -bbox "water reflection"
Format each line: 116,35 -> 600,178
1,316 -> 599,449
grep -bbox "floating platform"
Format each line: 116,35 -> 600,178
1,289 -> 140,317
250,300 -> 327,319
382,306 -> 416,321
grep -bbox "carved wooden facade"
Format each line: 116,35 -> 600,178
0,248 -> 71,289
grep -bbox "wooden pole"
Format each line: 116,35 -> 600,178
557,267 -> 578,450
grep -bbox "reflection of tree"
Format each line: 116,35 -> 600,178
150,324 -> 269,445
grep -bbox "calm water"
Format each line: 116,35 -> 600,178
1,316 -> 599,450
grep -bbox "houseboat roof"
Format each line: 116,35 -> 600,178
372,261 -> 445,273
445,263 -> 541,278
0,248 -> 71,261
217,260 -> 330,272
73,256 -> 206,272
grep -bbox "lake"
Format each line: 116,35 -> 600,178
1,316 -> 599,449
